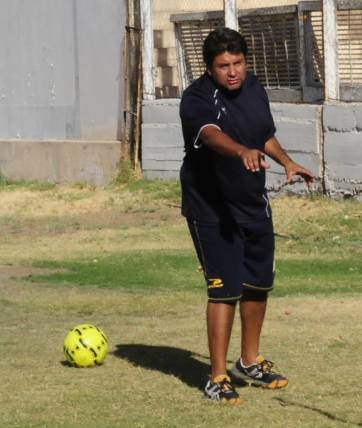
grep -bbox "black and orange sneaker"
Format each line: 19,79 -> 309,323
204,375 -> 241,403
230,355 -> 288,389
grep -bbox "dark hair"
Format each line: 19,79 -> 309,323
202,27 -> 248,69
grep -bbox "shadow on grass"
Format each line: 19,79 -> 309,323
114,344 -> 211,391
274,397 -> 362,427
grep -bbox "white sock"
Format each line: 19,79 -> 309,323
240,357 -> 256,368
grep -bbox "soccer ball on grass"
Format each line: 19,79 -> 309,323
63,324 -> 109,367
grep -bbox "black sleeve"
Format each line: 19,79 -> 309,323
259,83 -> 276,142
180,91 -> 221,149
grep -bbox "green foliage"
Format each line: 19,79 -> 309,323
125,179 -> 181,202
274,258 -> 362,296
30,250 -> 202,293
29,251 -> 361,296
1,187 -> 362,427
0,171 -> 56,191
15,189 -> 361,297
112,158 -> 136,184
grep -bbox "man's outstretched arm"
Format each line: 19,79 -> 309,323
264,136 -> 315,184
201,126 -> 270,172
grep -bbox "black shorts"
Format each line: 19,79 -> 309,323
187,218 -> 275,303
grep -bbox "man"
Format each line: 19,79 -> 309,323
179,28 -> 314,403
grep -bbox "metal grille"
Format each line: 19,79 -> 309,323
172,3 -> 362,98
338,9 -> 362,85
239,12 -> 300,88
303,6 -> 362,87
175,18 -> 225,82
304,9 -> 324,85
174,9 -> 300,89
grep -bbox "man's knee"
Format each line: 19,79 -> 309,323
240,288 -> 269,302
208,298 -> 238,306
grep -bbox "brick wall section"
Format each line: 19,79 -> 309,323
267,103 -> 321,193
142,99 -> 362,199
323,104 -> 362,197
142,100 -> 183,179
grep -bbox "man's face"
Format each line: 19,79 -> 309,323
208,51 -> 247,91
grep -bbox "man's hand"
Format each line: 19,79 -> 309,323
285,161 -> 315,185
264,137 -> 316,187
239,148 -> 271,172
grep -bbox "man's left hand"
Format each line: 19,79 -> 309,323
285,161 -> 315,186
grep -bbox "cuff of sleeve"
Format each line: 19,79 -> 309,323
193,123 -> 221,149
264,130 -> 276,148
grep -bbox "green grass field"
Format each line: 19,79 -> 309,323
0,179 -> 361,427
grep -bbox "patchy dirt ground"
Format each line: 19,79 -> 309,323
0,183 -> 361,427
0,273 -> 361,428
0,265 -> 45,286
0,265 -> 71,291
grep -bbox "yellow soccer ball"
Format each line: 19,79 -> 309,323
63,324 -> 109,367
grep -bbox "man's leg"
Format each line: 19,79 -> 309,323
207,302 -> 236,379
239,299 -> 267,366
230,290 -> 287,388
187,219 -> 242,401
238,218 -> 273,365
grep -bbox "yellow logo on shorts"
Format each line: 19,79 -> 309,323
207,278 -> 224,289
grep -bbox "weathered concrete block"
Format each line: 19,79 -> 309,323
142,146 -> 184,161
141,100 -> 321,183
0,140 -> 122,186
340,86 -> 362,103
142,159 -> 182,171
143,170 -> 179,180
324,132 -> 362,166
267,177 -> 314,195
266,170 -> 285,190
271,103 -> 320,155
323,104 -> 356,132
143,100 -> 180,124
142,124 -> 183,148
267,152 -> 319,175
141,100 -> 361,200
289,152 -> 320,176
353,106 -> 362,131
324,131 -> 362,190
271,103 -> 319,122
267,152 -> 320,183
275,121 -> 318,153
266,158 -> 284,174
325,164 -> 362,182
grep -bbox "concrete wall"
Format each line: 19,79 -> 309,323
142,99 -> 183,179
323,104 -> 362,197
142,99 -> 362,199
0,0 -> 126,185
266,103 -> 322,193
0,0 -> 126,140
0,140 -> 122,186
